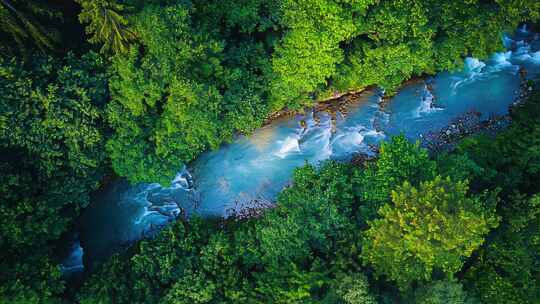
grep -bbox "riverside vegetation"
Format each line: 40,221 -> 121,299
0,0 -> 539,303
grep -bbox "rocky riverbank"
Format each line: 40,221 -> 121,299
351,70 -> 534,169
263,88 -> 371,127
421,69 -> 533,153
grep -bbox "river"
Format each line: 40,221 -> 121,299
63,26 -> 540,273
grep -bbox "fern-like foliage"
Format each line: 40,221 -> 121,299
0,0 -> 61,53
77,0 -> 136,55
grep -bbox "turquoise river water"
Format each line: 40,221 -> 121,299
61,27 -> 540,274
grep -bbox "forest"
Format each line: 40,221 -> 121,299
0,0 -> 539,303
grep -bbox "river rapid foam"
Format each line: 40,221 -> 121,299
63,27 -> 540,272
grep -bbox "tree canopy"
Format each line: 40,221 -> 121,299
0,51 -> 109,302
362,177 -> 499,289
1,0 -> 540,302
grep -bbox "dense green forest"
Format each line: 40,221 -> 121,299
1,0 -> 539,303
76,90 -> 540,303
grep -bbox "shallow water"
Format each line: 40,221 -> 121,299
61,239 -> 84,275
381,55 -> 522,138
66,29 -> 540,270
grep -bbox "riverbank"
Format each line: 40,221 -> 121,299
262,88 -> 368,126
421,70 -> 534,152
262,74 -> 435,127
